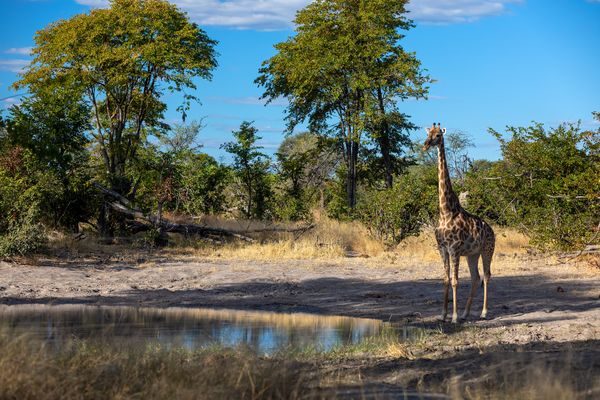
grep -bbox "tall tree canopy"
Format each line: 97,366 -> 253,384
257,0 -> 430,208
15,0 -> 217,198
15,0 -> 218,234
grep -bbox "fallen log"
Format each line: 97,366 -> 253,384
94,183 -> 255,243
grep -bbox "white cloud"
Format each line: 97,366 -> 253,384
74,0 -> 523,30
409,0 -> 523,24
1,97 -> 22,109
0,59 -> 29,73
4,47 -> 33,55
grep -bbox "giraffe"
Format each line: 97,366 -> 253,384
423,123 -> 495,323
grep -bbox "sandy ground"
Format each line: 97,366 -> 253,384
1,252 -> 598,343
1,251 -> 599,396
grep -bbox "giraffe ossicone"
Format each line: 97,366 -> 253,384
423,123 -> 495,323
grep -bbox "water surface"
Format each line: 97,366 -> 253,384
0,305 -> 395,354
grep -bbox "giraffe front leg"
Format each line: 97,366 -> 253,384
442,275 -> 450,322
451,254 -> 460,324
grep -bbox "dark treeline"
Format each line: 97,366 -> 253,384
0,0 -> 598,255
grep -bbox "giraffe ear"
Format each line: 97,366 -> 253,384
442,128 -> 447,135
425,127 -> 431,135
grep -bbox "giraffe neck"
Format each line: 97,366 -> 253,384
437,138 -> 460,220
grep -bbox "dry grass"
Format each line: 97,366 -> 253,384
168,215 -> 386,261
0,331 -> 596,400
443,358 -> 598,400
0,334 -> 315,400
44,217 -> 533,265
392,226 -> 530,265
168,216 -> 530,263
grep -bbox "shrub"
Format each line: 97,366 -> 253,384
0,207 -> 46,257
0,147 -> 57,257
466,121 -> 599,250
357,165 -> 438,245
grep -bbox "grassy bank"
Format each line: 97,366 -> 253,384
0,330 -> 597,400
45,216 -> 536,264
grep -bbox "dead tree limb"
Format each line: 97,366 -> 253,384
94,183 -> 254,243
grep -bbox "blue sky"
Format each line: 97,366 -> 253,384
1,0 -> 599,161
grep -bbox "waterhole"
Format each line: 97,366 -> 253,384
0,305 -> 417,354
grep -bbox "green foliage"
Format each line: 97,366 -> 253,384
6,89 -> 90,175
15,0 -> 218,205
257,0 -> 430,209
0,147 -> 54,257
4,90 -> 95,231
324,166 -> 354,220
466,121 -> 599,250
357,165 -> 438,244
0,206 -> 46,258
179,154 -> 231,215
128,122 -> 230,217
222,122 -> 273,219
361,111 -> 415,187
274,132 -> 339,221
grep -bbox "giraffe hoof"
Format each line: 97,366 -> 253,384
480,311 -> 488,320
451,317 -> 459,324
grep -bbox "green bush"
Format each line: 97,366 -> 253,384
466,121 -> 599,250
357,165 -> 438,244
0,147 -> 53,256
0,207 -> 46,257
180,154 -> 231,215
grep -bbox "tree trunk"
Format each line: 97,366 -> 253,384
98,199 -> 113,239
376,87 -> 393,189
345,139 -> 358,210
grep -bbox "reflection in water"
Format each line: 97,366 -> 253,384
0,305 -> 395,354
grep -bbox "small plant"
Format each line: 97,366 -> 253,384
0,207 -> 46,257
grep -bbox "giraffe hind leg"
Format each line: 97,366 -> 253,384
462,254 -> 481,321
481,251 -> 492,319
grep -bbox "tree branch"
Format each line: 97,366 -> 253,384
94,183 -> 255,243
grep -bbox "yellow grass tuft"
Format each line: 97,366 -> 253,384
384,342 -> 415,359
392,226 -> 530,264
170,215 -> 385,261
493,226 -> 530,256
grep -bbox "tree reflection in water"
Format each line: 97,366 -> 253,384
0,305 -> 395,354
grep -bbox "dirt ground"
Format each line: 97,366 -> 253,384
1,250 -> 599,397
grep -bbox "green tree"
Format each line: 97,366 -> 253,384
363,111 -> 415,188
15,0 -> 218,235
0,147 -> 56,256
467,120 -> 599,250
257,0 -> 429,210
179,154 -> 230,215
4,90 -> 94,231
275,132 -> 340,220
222,122 -> 272,219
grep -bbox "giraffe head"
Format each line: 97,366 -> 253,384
423,123 -> 446,151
